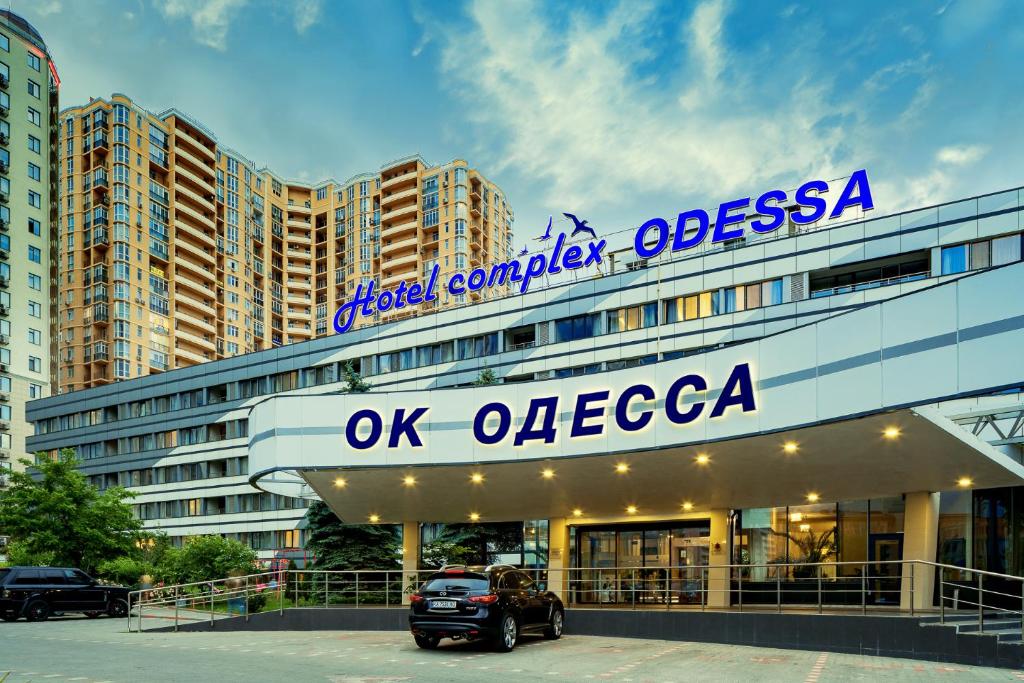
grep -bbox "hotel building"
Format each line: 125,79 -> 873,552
0,11 -> 58,484
26,183 -> 1024,605
57,93 -> 513,392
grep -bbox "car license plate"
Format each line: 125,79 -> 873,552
431,600 -> 457,610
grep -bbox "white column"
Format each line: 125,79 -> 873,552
901,491 -> 939,611
707,509 -> 731,608
546,517 -> 569,601
401,521 -> 421,606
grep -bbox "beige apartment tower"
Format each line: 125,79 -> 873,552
58,94 -> 514,392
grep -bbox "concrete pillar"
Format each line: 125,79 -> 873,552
546,518 -> 570,602
707,509 -> 731,608
901,492 -> 939,611
401,521 -> 421,606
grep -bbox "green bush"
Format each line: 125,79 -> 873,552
96,557 -> 153,587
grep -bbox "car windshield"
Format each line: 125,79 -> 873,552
421,576 -> 489,592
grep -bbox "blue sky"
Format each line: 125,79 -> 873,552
22,0 -> 1024,248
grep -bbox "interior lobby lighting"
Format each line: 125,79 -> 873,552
470,472 -> 485,484
469,512 -> 481,522
615,463 -> 630,474
572,508 -> 584,518
368,514 -> 380,523
806,492 -> 820,503
957,477 -> 974,488
694,453 -> 710,465
626,505 -> 638,514
783,441 -> 799,454
883,426 -> 901,440
790,512 -> 803,523
402,475 -> 416,487
541,468 -> 555,479
799,524 -> 811,532
682,502 -> 694,511
333,477 -> 347,488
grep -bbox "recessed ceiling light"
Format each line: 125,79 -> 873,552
368,514 -> 380,523
806,492 -> 820,503
626,505 -> 638,514
541,468 -> 555,479
883,427 -> 901,440
572,508 -> 583,518
333,477 -> 347,488
469,512 -> 481,522
402,475 -> 416,487
783,441 -> 799,454
615,463 -> 630,474
470,472 -> 484,484
957,477 -> 973,488
682,502 -> 694,511
695,453 -> 710,465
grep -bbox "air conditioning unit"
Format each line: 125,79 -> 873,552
0,363 -> 7,372
0,450 -> 9,460
0,218 -> 6,231
0,421 -> 9,430
0,277 -> 7,288
0,334 -> 8,345
0,393 -> 9,403
0,249 -> 8,260
0,304 -> 7,315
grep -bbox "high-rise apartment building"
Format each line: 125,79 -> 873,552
58,94 -> 514,392
0,11 -> 59,485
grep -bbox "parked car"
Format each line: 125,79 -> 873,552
408,564 -> 564,651
0,567 -> 130,622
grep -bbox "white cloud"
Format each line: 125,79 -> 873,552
157,0 -> 249,51
432,0 -> 857,209
35,0 -> 63,16
936,144 -> 988,166
292,0 -> 323,34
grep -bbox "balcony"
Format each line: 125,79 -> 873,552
174,325 -> 217,352
174,127 -> 217,163
174,164 -> 216,196
173,144 -> 214,176
91,228 -> 109,249
174,309 -> 216,334
381,186 -> 418,205
175,290 -> 217,318
381,169 -> 417,190
174,254 -> 215,281
92,304 -> 109,323
287,202 -> 312,215
383,251 -> 418,271
173,346 -> 210,366
381,270 -> 416,289
174,201 -> 216,232
175,181 -> 216,214
93,134 -> 109,152
381,235 -> 418,258
381,202 -> 417,224
174,217 -> 216,249
286,217 -> 312,230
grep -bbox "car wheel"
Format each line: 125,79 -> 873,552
1,610 -> 18,622
494,613 -> 519,652
83,611 -> 102,619
107,598 -> 129,618
414,634 -> 440,650
24,600 -> 50,622
544,608 -> 564,640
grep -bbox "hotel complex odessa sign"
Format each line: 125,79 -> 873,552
321,170 -> 874,452
333,170 -> 873,334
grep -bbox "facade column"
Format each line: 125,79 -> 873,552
546,518 -> 570,602
401,521 -> 421,606
707,509 -> 731,608
900,492 -> 939,611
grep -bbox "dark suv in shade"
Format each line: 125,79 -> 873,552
0,567 -> 130,622
408,564 -> 564,651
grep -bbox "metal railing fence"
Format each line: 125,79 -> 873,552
126,559 -> 1024,634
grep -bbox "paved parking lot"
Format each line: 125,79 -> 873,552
2,615 -> 1023,682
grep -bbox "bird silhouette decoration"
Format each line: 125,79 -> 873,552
563,213 -> 598,240
535,216 -> 553,242
517,245 -> 528,257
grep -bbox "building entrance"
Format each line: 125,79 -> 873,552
571,521 -> 711,606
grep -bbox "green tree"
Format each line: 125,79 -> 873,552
342,361 -> 371,393
473,368 -> 498,386
431,522 -> 523,565
304,501 -> 401,570
420,540 -> 477,569
0,450 -> 142,574
159,535 -> 258,584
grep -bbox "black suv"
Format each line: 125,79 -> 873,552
0,567 -> 130,622
408,565 -> 564,651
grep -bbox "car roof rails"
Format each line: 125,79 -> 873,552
484,564 -> 518,572
438,564 -> 468,572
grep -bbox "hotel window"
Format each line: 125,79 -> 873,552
27,79 -> 40,99
28,190 -> 41,208
28,52 -> 41,71
941,244 -> 968,274
28,328 -> 41,345
28,107 -> 41,126
555,313 -> 601,343
607,302 -> 657,333
28,356 -> 41,373
28,300 -> 41,317
28,273 -> 41,290
0,33 -> 7,52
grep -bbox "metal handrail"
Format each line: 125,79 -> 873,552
124,560 -> 1024,634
